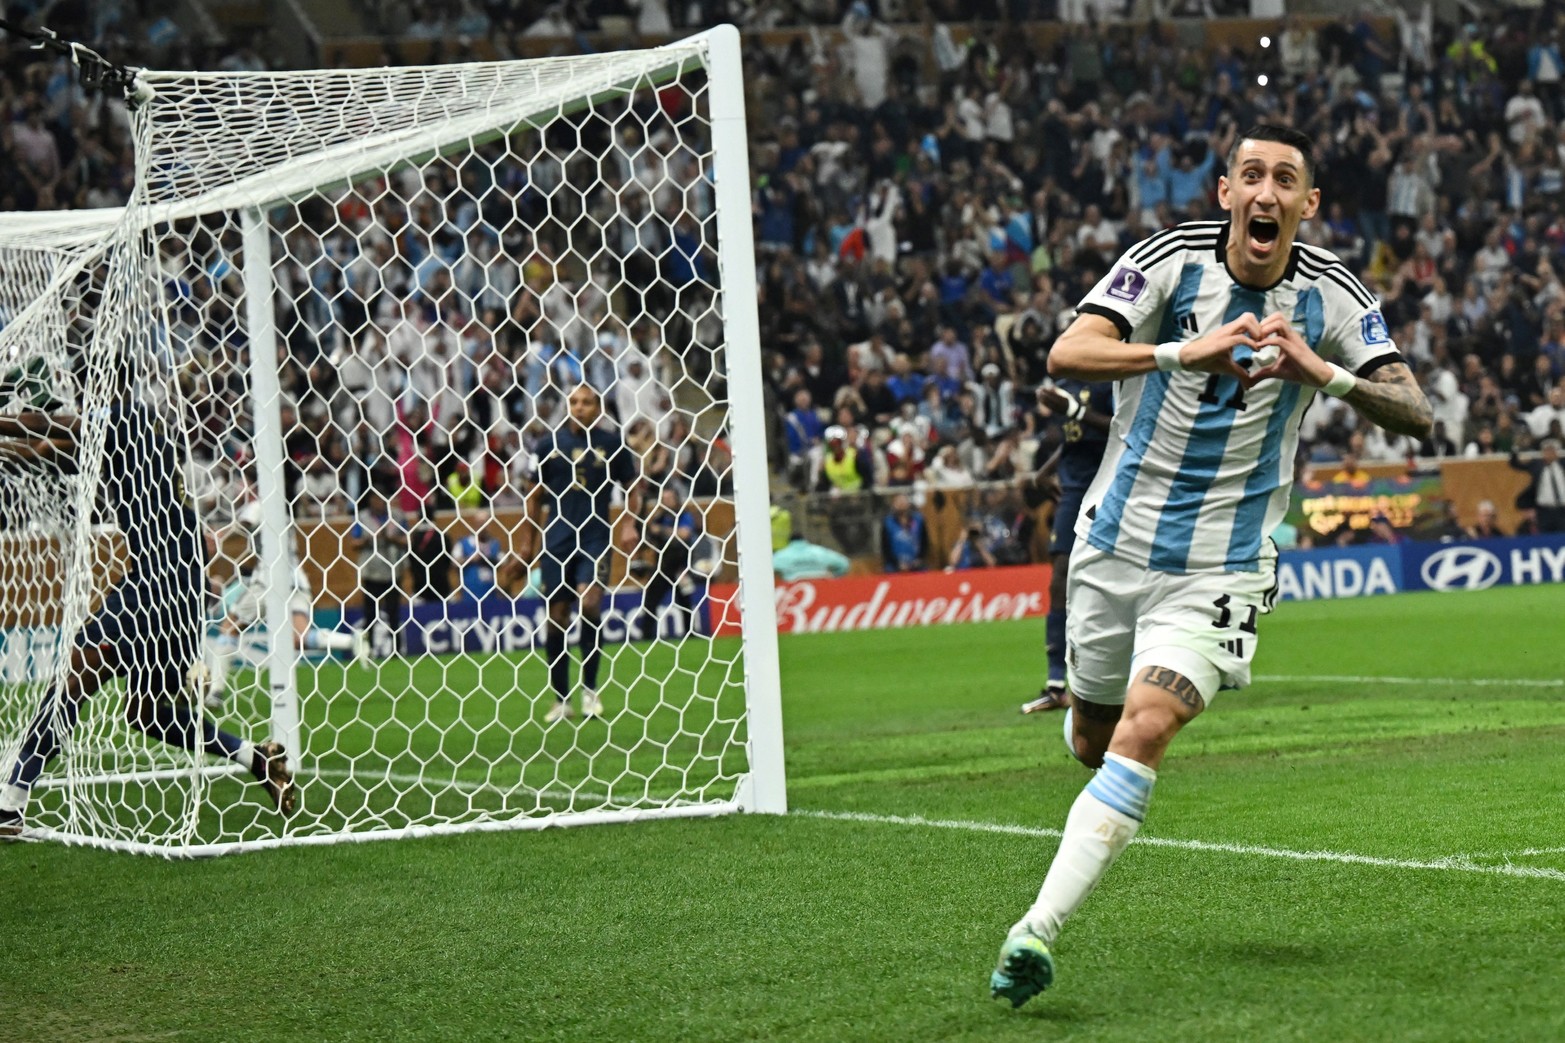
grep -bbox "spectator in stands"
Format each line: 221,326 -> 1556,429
928,325 -> 973,395
1332,445 -> 1372,488
884,426 -> 926,487
454,509 -> 503,602
783,388 -> 825,490
1511,438 -> 1565,533
774,530 -> 851,582
947,520 -> 996,571
1366,512 -> 1406,546
1468,499 -> 1508,539
406,505 -> 453,605
350,489 -> 409,656
817,425 -> 872,495
969,362 -> 1016,439
880,494 -> 928,573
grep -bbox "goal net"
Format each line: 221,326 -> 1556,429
0,27 -> 784,855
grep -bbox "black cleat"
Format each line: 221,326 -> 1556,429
252,741 -> 298,816
1021,685 -> 1070,714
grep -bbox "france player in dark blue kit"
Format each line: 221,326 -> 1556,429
521,385 -> 642,723
1021,379 -> 1113,714
0,394 -> 295,836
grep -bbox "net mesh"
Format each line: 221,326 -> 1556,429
0,35 -> 768,854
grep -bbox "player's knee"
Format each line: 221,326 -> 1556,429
1112,703 -> 1184,761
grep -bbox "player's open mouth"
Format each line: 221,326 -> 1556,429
1247,215 -> 1280,249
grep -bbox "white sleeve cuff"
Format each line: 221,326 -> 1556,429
1153,342 -> 1186,372
1321,363 -> 1357,398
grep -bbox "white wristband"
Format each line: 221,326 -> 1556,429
1321,363 -> 1357,398
1062,394 -> 1085,420
1153,342 -> 1186,372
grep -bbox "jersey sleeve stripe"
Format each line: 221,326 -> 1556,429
1297,254 -> 1376,309
1077,302 -> 1132,340
1127,226 -> 1182,264
1354,351 -> 1405,378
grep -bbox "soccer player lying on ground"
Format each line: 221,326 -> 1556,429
989,124 -> 1433,1007
205,517 -> 370,711
0,385 -> 295,837
520,384 -> 642,723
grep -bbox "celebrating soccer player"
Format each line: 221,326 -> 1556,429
520,384 -> 642,723
0,382 -> 296,837
990,125 -> 1433,1007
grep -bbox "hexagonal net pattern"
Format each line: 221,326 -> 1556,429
0,31 -> 781,855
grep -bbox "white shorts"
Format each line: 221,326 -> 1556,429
1064,543 -> 1276,707
226,580 -> 312,629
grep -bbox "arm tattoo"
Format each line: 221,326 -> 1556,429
1342,362 -> 1433,439
1138,665 -> 1205,713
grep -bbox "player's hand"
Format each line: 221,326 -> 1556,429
618,520 -> 638,551
1174,313 -> 1261,383
1036,385 -> 1083,420
1247,311 -> 1334,389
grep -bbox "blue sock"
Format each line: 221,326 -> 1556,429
1045,608 -> 1067,687
1085,752 -> 1156,822
546,625 -> 568,701
128,699 -> 244,760
7,692 -> 82,790
580,613 -> 603,691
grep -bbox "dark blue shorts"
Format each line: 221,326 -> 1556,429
538,542 -> 610,601
1050,488 -> 1089,558
76,572 -> 202,699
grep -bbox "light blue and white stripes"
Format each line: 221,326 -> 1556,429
1085,753 -> 1156,822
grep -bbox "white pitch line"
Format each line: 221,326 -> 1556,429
796,809 -> 1565,882
1256,674 -> 1565,688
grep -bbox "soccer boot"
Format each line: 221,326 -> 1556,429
990,923 -> 1055,1008
252,741 -> 298,817
0,807 -> 22,839
1021,683 -> 1069,714
580,689 -> 604,719
544,699 -> 574,725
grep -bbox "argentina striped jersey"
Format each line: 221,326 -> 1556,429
1074,220 -> 1403,574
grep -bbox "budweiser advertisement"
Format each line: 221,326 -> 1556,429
707,564 -> 1052,637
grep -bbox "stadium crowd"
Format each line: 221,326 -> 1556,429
3,2 -> 1565,569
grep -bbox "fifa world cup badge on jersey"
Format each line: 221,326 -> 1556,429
1361,309 -> 1391,345
1105,265 -> 1148,303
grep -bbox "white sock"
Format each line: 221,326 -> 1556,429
305,629 -> 355,652
208,634 -> 238,695
0,782 -> 28,812
1023,752 -> 1157,945
233,741 -> 257,772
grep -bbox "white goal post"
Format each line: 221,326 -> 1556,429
0,26 -> 784,855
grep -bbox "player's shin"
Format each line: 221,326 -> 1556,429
1022,752 -> 1156,945
1045,608 -> 1067,685
3,693 -> 83,799
545,624 -> 569,701
579,611 -> 604,691
207,633 -> 238,696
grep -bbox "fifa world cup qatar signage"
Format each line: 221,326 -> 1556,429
706,565 -> 1052,637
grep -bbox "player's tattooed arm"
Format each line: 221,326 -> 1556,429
1342,362 -> 1433,439
1138,665 -> 1205,713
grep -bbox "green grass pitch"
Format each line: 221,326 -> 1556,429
7,585 -> 1565,1041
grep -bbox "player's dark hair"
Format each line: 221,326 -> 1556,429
1227,124 -> 1316,187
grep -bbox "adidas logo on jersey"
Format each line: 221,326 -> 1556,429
1178,312 -> 1200,336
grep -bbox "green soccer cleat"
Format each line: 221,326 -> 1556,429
989,924 -> 1055,1008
